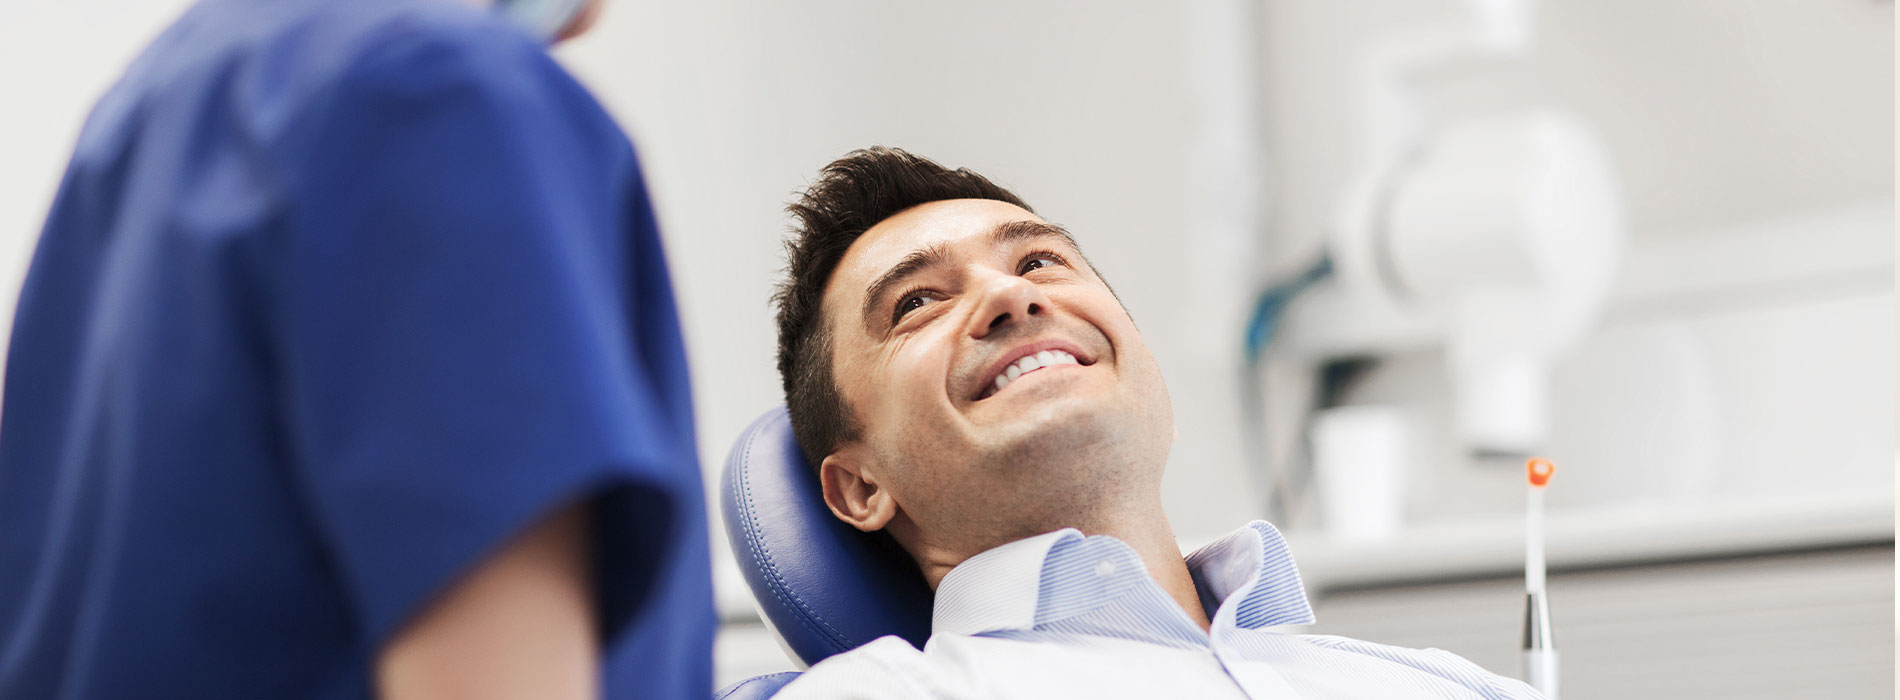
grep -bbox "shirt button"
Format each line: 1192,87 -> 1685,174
1094,559 -> 1117,578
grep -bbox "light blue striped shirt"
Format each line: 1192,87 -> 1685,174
776,521 -> 1544,699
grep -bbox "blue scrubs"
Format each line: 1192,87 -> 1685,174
0,1 -> 712,698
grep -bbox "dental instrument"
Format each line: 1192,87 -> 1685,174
1523,457 -> 1558,699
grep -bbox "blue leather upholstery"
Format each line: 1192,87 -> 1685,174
712,671 -> 801,700
721,406 -> 934,667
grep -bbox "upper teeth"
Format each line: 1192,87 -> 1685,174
990,350 -> 1079,396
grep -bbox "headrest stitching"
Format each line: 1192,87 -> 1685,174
738,410 -> 854,654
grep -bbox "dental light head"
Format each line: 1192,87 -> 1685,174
1334,112 -> 1624,457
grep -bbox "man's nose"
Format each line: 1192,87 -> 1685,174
965,271 -> 1047,340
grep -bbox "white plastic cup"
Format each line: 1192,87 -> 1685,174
1311,405 -> 1411,542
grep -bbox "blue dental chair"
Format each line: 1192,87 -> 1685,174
714,407 -> 934,700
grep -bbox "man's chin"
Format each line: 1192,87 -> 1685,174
973,392 -> 1128,467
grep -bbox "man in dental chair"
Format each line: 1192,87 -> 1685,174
762,147 -> 1541,699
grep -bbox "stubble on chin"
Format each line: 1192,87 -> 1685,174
973,399 -> 1160,528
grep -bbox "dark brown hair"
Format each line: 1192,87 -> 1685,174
772,147 -> 1032,467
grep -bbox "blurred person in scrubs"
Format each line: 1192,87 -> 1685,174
0,1 -> 711,699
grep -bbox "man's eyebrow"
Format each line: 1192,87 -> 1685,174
990,219 -> 1079,249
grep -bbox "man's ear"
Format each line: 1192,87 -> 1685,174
819,444 -> 897,533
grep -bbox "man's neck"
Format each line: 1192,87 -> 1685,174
911,504 -> 1212,633
1086,515 -> 1212,632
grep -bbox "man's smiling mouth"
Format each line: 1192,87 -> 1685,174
976,349 -> 1082,400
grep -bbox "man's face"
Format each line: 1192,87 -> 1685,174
553,0 -> 605,42
819,199 -> 1174,547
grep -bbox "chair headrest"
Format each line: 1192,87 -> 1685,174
720,407 -> 933,666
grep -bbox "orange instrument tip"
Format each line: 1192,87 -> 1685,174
1527,458 -> 1555,487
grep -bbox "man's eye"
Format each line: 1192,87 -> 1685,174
1019,251 -> 1067,274
893,293 -> 934,323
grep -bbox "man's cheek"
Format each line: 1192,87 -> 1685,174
895,349 -> 946,402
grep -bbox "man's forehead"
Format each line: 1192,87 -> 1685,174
846,200 -> 1046,273
823,199 -> 1050,310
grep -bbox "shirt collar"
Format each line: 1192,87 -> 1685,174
1187,521 -> 1315,629
932,528 -> 1084,637
930,520 -> 1314,638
